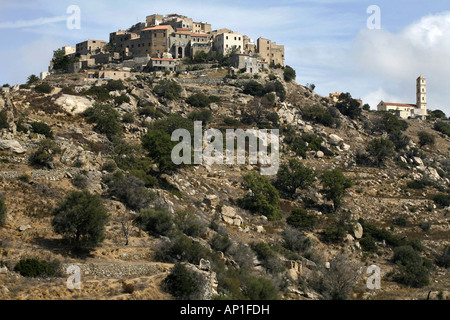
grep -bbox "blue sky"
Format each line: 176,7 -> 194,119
1,0 -> 449,114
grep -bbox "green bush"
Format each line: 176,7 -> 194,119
34,83 -> 53,94
419,221 -> 432,232
377,112 -> 408,133
84,86 -> 111,101
52,190 -> 109,249
31,122 -> 54,138
359,219 -> 407,248
188,109 -> 213,123
211,233 -> 232,253
114,94 -> 130,105
163,233 -> 209,264
286,208 -> 318,231
0,196 -> 6,226
0,109 -> 9,129
283,65 -> 296,82
435,246 -> 450,268
186,93 -> 219,108
27,74 -> 40,84
61,86 -> 75,94
141,129 -> 177,173
388,131 -> 410,151
359,235 -> 379,253
418,131 -> 435,147
164,263 -> 201,300
301,105 -> 337,127
302,133 -> 322,151
366,137 -> 395,167
335,93 -> 361,119
105,80 -> 125,92
121,113 -> 135,124
14,258 -> 59,278
434,121 -> 450,137
174,210 -> 204,237
392,246 -> 430,288
250,242 -> 284,273
321,169 -> 352,211
29,138 -> 61,168
138,208 -> 173,237
392,216 -> 410,227
103,171 -> 156,211
244,277 -> 280,300
275,159 -> 316,199
321,222 -> 347,244
433,193 -> 450,207
153,79 -> 182,100
83,103 -> 122,140
281,228 -> 312,253
237,172 -> 281,220
243,81 -> 265,97
139,106 -> 164,119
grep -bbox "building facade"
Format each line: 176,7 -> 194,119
213,32 -> 244,55
256,37 -> 285,66
76,40 -> 107,56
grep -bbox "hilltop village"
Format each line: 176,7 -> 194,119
45,13 -> 285,79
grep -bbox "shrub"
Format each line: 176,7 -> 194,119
335,93 -> 362,119
71,173 -> 89,189
31,122 -> 54,138
321,169 -> 352,211
105,80 -> 125,92
392,246 -> 430,287
34,83 -> 52,94
14,258 -> 59,277
29,138 -> 61,168
392,216 -> 410,227
84,86 -> 111,101
283,65 -> 296,82
186,93 -> 219,108
139,106 -> 164,119
0,109 -> 9,129
244,277 -> 280,300
434,121 -> 450,137
419,221 -> 432,232
223,117 -> 241,126
281,227 -> 312,252
435,246 -> 450,268
237,172 -> 281,220
286,208 -> 318,231
418,131 -> 435,148
188,109 -> 213,123
163,233 -> 209,264
366,137 -> 395,167
27,74 -> 40,84
122,282 -> 135,294
433,193 -> 450,207
359,219 -> 407,248
376,112 -> 408,133
61,86 -> 74,94
0,196 -> 6,226
275,159 -> 316,198
52,190 -> 109,249
321,222 -> 347,244
138,207 -> 173,237
153,79 -> 182,100
250,242 -> 284,273
243,81 -> 265,97
121,113 -> 135,124
211,234 -> 232,253
83,103 -> 122,140
388,130 -> 410,151
359,235 -> 379,253
301,105 -> 337,127
302,133 -> 322,151
114,94 -> 130,105
174,210 -> 204,237
164,263 -> 201,300
103,171 -> 156,211
141,129 -> 177,173
407,178 -> 434,190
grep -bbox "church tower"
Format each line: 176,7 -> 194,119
416,76 -> 427,117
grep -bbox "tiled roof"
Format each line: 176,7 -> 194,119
142,25 -> 171,31
384,102 -> 416,107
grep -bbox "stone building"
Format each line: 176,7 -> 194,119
257,37 -> 285,66
213,32 -> 244,55
377,76 -> 428,119
148,58 -> 178,72
76,40 -> 107,56
230,53 -> 260,74
192,21 -> 212,34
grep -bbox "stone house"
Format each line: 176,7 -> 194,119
148,58 -> 178,72
213,32 -> 244,55
76,40 -> 107,56
86,69 -> 131,81
230,53 -> 259,74
257,37 -> 285,66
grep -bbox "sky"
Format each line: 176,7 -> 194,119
0,0 -> 449,115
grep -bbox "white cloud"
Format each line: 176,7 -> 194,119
0,16 -> 67,29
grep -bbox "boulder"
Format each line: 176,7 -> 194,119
353,222 -> 363,239
316,151 -> 324,158
221,206 -> 243,226
329,134 -> 344,146
55,94 -> 93,115
19,224 -> 31,232
413,157 -> 424,167
184,262 -> 218,300
0,139 -> 26,154
204,194 -> 220,207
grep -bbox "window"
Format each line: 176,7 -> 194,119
226,36 -> 228,40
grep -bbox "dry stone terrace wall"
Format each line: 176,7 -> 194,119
61,262 -> 172,278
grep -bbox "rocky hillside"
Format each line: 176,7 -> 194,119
0,67 -> 449,300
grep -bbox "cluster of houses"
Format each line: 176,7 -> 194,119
48,13 -> 285,80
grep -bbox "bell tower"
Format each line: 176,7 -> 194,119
416,76 -> 427,117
